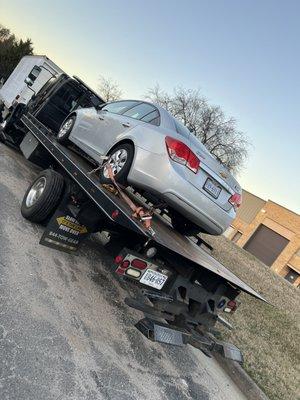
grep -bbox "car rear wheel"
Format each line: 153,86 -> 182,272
57,116 -> 75,144
21,169 -> 64,223
170,213 -> 202,236
99,143 -> 134,186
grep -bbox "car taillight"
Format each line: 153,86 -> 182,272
224,300 -> 238,313
165,136 -> 200,173
187,151 -> 200,173
229,193 -> 242,210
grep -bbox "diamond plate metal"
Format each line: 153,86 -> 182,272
153,324 -> 184,346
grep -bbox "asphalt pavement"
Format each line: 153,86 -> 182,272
0,142 -> 247,400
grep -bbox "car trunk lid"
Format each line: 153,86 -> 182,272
187,134 -> 241,211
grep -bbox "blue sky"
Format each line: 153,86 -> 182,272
1,0 -> 299,213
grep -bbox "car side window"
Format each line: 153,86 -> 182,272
102,101 -> 139,114
123,103 -> 160,125
140,110 -> 160,126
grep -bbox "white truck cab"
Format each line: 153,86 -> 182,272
0,55 -> 64,110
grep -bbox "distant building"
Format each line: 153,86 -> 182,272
224,190 -> 300,287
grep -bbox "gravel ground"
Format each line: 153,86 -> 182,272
0,142 -> 247,400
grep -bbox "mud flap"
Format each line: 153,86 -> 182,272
40,195 -> 90,253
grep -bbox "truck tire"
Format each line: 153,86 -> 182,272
99,143 -> 134,185
56,116 -> 75,144
0,129 -> 5,143
21,169 -> 64,223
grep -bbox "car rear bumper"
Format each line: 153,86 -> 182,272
128,146 -> 235,235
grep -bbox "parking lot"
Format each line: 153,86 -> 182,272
0,142 -> 247,400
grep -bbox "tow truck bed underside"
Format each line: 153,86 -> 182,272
21,114 -> 267,303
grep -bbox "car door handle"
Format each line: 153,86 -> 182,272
122,122 -> 131,128
98,116 -> 105,121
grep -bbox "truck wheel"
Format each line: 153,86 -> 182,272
56,116 -> 75,144
21,169 -> 64,223
99,143 -> 134,185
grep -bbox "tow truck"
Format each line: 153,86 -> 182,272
0,59 -> 267,363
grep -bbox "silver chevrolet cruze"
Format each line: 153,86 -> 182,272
57,100 -> 242,236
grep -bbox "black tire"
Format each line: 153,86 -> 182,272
99,143 -> 134,185
56,116 -> 76,144
0,120 -> 8,143
170,213 -> 201,236
0,129 -> 5,143
21,169 -> 64,223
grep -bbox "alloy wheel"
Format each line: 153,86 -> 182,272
103,149 -> 128,178
58,119 -> 73,138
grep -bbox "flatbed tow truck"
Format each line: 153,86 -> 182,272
0,67 -> 267,364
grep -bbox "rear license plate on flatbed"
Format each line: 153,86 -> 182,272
203,178 -> 221,199
140,269 -> 168,290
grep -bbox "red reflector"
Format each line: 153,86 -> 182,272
227,300 -> 237,312
111,209 -> 119,219
116,268 -> 125,275
114,255 -> 123,264
121,260 -> 130,269
229,193 -> 242,209
165,136 -> 200,173
131,258 -> 147,270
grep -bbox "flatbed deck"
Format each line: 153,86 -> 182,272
21,113 -> 266,302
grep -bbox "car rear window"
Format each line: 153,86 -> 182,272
102,100 -> 139,114
140,110 -> 160,126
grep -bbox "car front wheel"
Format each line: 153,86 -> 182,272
57,116 -> 75,144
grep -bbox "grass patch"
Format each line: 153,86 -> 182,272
201,234 -> 300,400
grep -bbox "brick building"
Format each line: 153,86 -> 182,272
224,190 -> 300,287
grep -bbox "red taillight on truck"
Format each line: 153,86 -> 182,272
165,136 -> 200,173
224,300 -> 238,313
229,193 -> 242,210
131,259 -> 147,270
114,255 -> 124,264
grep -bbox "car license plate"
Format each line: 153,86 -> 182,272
140,269 -> 168,290
203,178 -> 221,199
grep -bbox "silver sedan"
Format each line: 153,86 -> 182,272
56,100 -> 242,236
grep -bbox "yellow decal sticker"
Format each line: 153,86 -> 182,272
56,216 -> 88,234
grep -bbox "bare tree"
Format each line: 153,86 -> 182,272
146,85 -> 250,174
0,25 -> 33,81
98,75 -> 122,102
